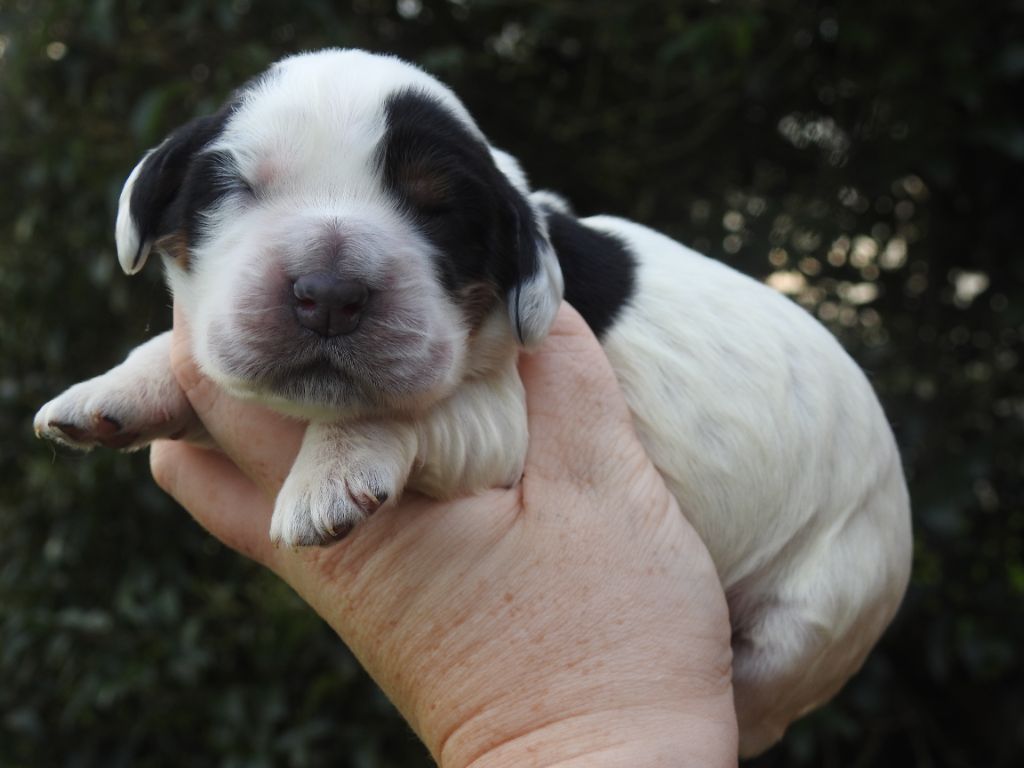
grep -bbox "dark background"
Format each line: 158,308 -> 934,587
2,1 -> 1021,766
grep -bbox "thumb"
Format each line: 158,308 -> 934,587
517,303 -> 639,482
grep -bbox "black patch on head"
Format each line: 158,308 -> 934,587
540,207 -> 637,338
378,90 -> 543,313
127,100 -> 241,267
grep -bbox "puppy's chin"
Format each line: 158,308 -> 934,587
254,376 -> 461,421
211,370 -> 379,421
198,336 -> 463,421
202,370 -> 433,421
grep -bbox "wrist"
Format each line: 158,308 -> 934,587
439,699 -> 738,768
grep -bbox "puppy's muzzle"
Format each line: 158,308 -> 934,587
293,273 -> 369,337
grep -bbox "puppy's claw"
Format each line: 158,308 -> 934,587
319,522 -> 355,547
349,485 -> 386,516
94,415 -> 122,435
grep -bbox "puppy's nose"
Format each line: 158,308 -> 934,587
293,273 -> 369,337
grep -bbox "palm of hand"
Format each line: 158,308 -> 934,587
152,304 -> 737,767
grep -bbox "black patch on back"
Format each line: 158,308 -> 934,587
540,207 -> 637,338
378,90 -> 542,305
127,100 -> 240,265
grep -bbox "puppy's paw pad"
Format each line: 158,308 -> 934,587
46,421 -> 89,444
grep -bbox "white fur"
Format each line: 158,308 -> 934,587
37,49 -> 912,758
411,347 -> 528,497
272,419 -> 419,546
272,343 -> 528,544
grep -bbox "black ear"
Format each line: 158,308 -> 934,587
115,112 -> 231,274
380,89 -> 564,346
491,149 -> 564,347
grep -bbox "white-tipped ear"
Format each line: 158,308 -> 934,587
115,151 -> 154,275
510,232 -> 564,348
490,147 -> 530,196
112,110 -> 235,276
490,146 -> 565,347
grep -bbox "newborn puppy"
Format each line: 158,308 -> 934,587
34,49 -> 912,757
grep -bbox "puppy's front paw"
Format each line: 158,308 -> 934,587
35,372 -> 195,452
270,456 -> 399,548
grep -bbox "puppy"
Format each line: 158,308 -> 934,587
34,49 -> 912,757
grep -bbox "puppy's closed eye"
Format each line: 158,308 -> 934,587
232,175 -> 257,199
394,159 -> 455,215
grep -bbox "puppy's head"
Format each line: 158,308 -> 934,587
116,49 -> 563,418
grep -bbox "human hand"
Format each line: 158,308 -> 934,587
150,303 -> 738,767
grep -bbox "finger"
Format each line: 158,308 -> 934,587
517,303 -> 636,477
150,439 -> 279,569
169,304 -> 304,496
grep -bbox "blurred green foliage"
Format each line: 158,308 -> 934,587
1,1 -> 1021,766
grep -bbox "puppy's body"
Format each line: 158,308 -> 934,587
566,213 -> 910,750
35,49 -> 912,756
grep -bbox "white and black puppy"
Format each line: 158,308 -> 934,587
34,49 -> 912,757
